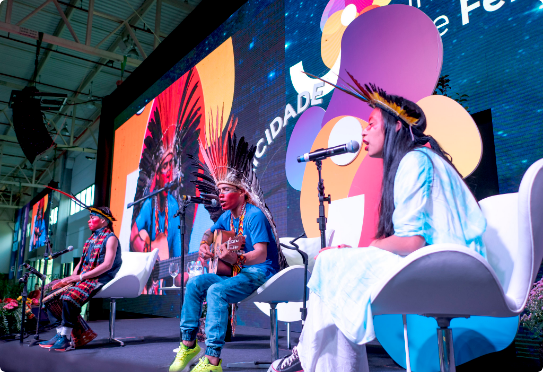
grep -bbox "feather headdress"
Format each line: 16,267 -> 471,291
46,186 -> 116,223
132,68 -> 202,218
191,110 -> 289,269
304,71 -> 421,126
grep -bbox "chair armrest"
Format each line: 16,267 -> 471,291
370,244 -> 516,317
242,265 -> 310,304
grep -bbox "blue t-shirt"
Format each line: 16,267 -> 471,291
135,193 -> 180,257
211,203 -> 279,274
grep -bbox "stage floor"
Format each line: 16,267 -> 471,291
0,317 -> 404,371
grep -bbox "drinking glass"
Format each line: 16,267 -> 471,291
169,262 -> 179,287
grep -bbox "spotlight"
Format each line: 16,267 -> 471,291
126,45 -> 139,59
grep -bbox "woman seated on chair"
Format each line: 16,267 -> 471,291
272,81 -> 487,372
40,206 -> 122,352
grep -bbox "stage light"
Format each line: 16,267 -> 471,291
126,45 -> 139,59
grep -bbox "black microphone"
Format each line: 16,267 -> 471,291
182,195 -> 219,207
48,245 -> 74,260
22,263 -> 46,281
297,140 -> 360,163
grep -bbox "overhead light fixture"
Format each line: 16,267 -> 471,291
105,60 -> 114,67
126,45 -> 139,59
60,128 -> 70,136
86,156 -> 96,161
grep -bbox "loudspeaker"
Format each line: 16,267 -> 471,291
464,109 -> 500,201
10,88 -> 55,164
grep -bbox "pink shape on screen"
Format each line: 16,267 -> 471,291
322,4 -> 443,126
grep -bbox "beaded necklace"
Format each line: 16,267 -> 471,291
229,202 -> 246,236
154,196 -> 168,239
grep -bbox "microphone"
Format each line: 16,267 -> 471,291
22,263 -> 46,281
182,195 -> 219,207
48,245 -> 74,260
297,140 -> 360,163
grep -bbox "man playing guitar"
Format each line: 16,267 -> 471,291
169,131 -> 284,372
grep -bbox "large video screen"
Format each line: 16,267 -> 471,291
29,194 -> 48,252
111,0 -> 543,298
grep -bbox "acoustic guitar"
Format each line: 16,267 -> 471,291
208,230 -> 245,277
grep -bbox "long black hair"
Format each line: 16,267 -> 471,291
375,98 -> 460,239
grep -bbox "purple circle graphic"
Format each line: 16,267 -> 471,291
322,4 -> 443,125
285,106 -> 326,190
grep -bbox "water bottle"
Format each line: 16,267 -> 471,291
194,261 -> 203,276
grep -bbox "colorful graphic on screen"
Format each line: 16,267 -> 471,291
29,195 -> 48,252
111,0 -> 543,297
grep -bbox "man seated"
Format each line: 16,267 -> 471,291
169,128 -> 287,372
272,82 -> 486,372
39,207 -> 122,351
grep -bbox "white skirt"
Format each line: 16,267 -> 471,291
298,247 -> 404,371
298,292 -> 369,372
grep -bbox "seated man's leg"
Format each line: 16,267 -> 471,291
180,273 -> 224,342
48,299 -> 80,351
204,266 -> 269,361
171,274 -> 224,372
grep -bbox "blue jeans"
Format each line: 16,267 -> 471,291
180,265 -> 274,358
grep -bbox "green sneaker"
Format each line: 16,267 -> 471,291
169,342 -> 205,372
190,357 -> 222,372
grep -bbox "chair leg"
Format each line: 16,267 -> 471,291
270,303 -> 279,361
287,322 -> 291,350
436,317 -> 456,372
109,299 -> 124,346
402,315 -> 411,372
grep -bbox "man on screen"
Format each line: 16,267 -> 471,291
129,68 -> 202,294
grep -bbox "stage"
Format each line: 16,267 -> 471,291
0,318 -> 404,371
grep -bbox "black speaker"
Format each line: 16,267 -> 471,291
464,109 -> 500,201
9,87 -> 55,164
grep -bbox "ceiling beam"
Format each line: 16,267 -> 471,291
162,0 -> 195,12
0,22 -> 142,67
31,0 -> 81,87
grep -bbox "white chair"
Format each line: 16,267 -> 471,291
250,231 -> 335,350
226,234 -> 315,369
369,159 -> 543,372
93,248 -> 159,346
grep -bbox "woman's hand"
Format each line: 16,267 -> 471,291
314,244 -> 352,259
57,274 -> 79,287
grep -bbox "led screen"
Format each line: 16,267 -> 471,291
111,0 -> 543,301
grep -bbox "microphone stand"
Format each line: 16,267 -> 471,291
28,233 -> 52,347
314,159 -> 331,249
127,182 -> 176,209
174,198 -> 191,313
18,272 -> 31,344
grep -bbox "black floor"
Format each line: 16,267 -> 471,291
0,317 -> 404,371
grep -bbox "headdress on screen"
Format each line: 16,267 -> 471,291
46,186 -> 116,223
191,110 -> 289,269
132,68 -> 202,219
304,71 -> 422,128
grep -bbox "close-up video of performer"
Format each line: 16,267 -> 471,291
39,207 -> 122,352
31,198 -> 46,250
271,79 -> 487,372
169,121 -> 288,372
129,69 -> 201,294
